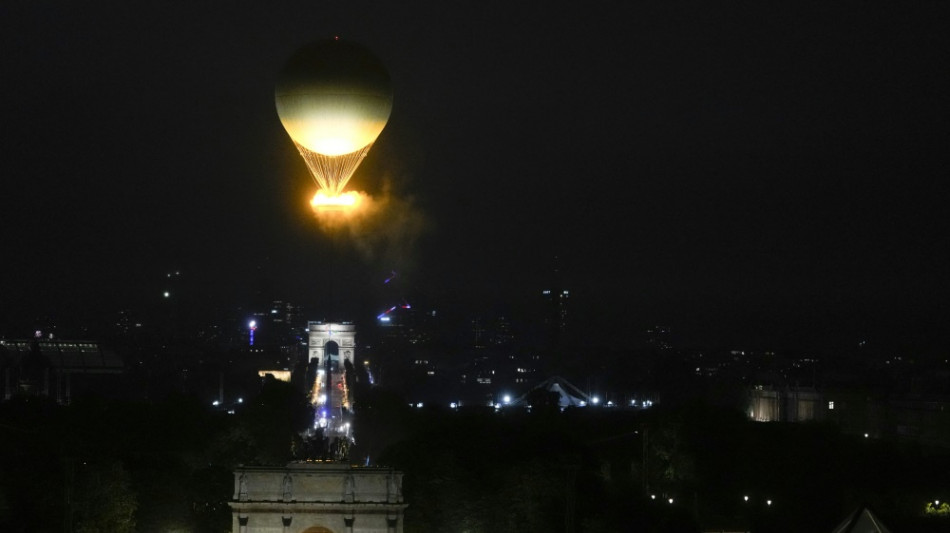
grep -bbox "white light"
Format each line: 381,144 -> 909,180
237,398 -> 243,403
212,400 -> 220,406
163,291 -> 170,298
651,494 -> 656,500
744,495 -> 749,502
249,320 -> 257,328
503,395 -> 511,404
668,498 -> 674,504
592,396 -> 600,405
416,402 -> 423,408
767,500 -> 772,506
450,402 -> 457,409
864,433 -> 869,438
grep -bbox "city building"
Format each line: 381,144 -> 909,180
748,385 -> 821,422
229,462 -> 406,533
0,338 -> 123,404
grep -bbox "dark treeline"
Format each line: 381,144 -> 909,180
381,401 -> 950,532
2,382 -> 949,532
0,377 -> 310,533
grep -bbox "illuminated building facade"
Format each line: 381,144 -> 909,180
230,463 -> 406,532
748,386 -> 820,422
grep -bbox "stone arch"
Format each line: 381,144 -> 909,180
308,323 -> 356,364
324,341 -> 340,373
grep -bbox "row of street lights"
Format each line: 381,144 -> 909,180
649,494 -> 774,507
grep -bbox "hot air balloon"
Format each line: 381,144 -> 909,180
275,39 -> 393,199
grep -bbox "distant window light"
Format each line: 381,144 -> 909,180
828,401 -> 835,410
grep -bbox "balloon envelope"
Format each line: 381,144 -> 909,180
275,40 -> 393,157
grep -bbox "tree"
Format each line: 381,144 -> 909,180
74,461 -> 136,533
237,377 -> 313,464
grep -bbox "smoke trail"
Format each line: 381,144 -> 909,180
310,174 -> 428,279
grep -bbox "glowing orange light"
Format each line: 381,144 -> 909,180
310,190 -> 361,210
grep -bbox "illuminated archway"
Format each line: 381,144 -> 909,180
300,527 -> 335,533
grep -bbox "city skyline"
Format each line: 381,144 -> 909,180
2,2 -> 948,353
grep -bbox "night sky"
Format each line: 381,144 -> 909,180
2,1 -> 948,352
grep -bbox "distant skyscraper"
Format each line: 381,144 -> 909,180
538,256 -> 570,372
541,288 -> 569,334
541,255 -> 569,341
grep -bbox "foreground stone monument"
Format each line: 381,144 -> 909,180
230,462 -> 406,533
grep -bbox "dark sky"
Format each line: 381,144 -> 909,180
2,1 -> 948,351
